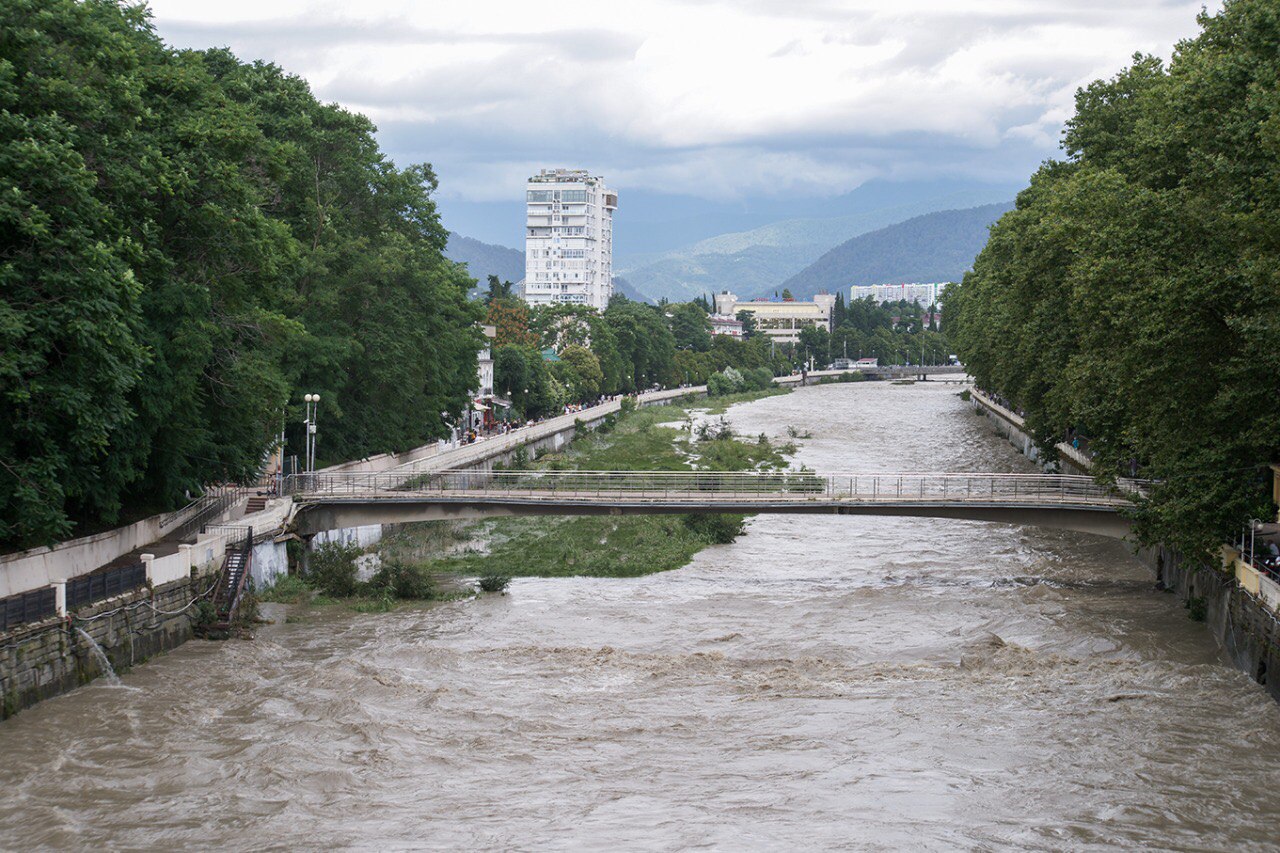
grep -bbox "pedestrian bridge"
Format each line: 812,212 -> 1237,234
286,471 -> 1144,540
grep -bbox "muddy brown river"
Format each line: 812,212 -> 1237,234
3,383 -> 1279,850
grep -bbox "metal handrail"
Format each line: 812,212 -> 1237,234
208,526 -> 253,625
162,485 -> 251,542
284,470 -> 1149,507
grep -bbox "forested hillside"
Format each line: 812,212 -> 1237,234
945,0 -> 1280,555
778,203 -> 1013,299
0,0 -> 482,548
445,233 -> 525,290
616,188 -> 1016,303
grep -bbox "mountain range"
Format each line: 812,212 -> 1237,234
613,189 -> 1016,303
444,232 -> 524,289
442,186 -> 1018,305
778,202 -> 1015,300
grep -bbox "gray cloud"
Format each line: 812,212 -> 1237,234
150,0 -> 1222,207
159,17 -> 643,63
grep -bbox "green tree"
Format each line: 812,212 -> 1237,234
604,297 -> 676,390
486,275 -> 514,304
556,344 -> 604,400
668,302 -> 712,353
948,0 -> 1280,556
0,1 -> 483,547
797,325 -> 830,365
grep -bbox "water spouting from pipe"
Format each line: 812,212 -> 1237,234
75,626 -> 120,686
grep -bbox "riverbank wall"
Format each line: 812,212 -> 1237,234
967,389 -> 1092,475
1154,547 -> 1280,701
0,571 -> 210,719
969,387 -> 1280,699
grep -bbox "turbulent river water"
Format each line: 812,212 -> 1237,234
4,383 -> 1280,850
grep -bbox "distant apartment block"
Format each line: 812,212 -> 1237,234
522,168 -> 617,311
709,314 -> 743,338
850,282 -> 948,307
714,290 -> 837,345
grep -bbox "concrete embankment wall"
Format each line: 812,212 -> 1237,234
1156,548 -> 1280,702
0,515 -> 168,600
0,500 -> 294,719
970,387 -> 1280,699
0,572 -> 209,719
968,389 -> 1093,476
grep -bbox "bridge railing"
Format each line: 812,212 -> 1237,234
285,470 -> 1144,507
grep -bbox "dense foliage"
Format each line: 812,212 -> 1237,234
823,296 -> 949,366
706,366 -> 774,397
0,1 -> 480,547
945,0 -> 1280,555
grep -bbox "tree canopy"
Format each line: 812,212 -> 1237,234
0,0 -> 481,548
946,0 -> 1280,556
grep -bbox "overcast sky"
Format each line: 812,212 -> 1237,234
149,0 -> 1219,210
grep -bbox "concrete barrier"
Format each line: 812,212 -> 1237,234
1260,573 -> 1280,613
144,548 -> 193,587
0,515 -> 165,599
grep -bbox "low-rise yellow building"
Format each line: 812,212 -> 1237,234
713,290 -> 836,345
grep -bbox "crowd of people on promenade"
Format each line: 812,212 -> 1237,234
453,392 -> 643,447
975,387 -> 1027,420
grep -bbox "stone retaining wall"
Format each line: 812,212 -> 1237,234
0,572 -> 209,719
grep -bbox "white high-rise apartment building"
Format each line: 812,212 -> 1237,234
522,168 -> 618,311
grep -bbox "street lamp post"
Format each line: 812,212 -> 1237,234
303,393 -> 320,473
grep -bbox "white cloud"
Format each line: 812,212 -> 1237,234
147,0 -> 1224,201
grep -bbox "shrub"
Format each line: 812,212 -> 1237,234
707,366 -> 761,396
1186,595 -> 1208,622
306,542 -> 362,597
368,559 -> 436,600
477,574 -> 512,593
706,371 -> 734,397
192,599 -> 217,631
619,396 -> 637,415
695,416 -> 735,442
683,513 -> 745,544
746,366 -> 774,390
259,574 -> 313,604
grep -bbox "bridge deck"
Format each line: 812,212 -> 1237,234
289,470 -> 1142,509
286,471 -> 1144,539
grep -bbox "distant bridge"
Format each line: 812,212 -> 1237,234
287,470 -> 1142,540
781,365 -> 967,384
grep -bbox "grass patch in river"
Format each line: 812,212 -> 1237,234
382,388 -> 798,579
417,515 -> 727,578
